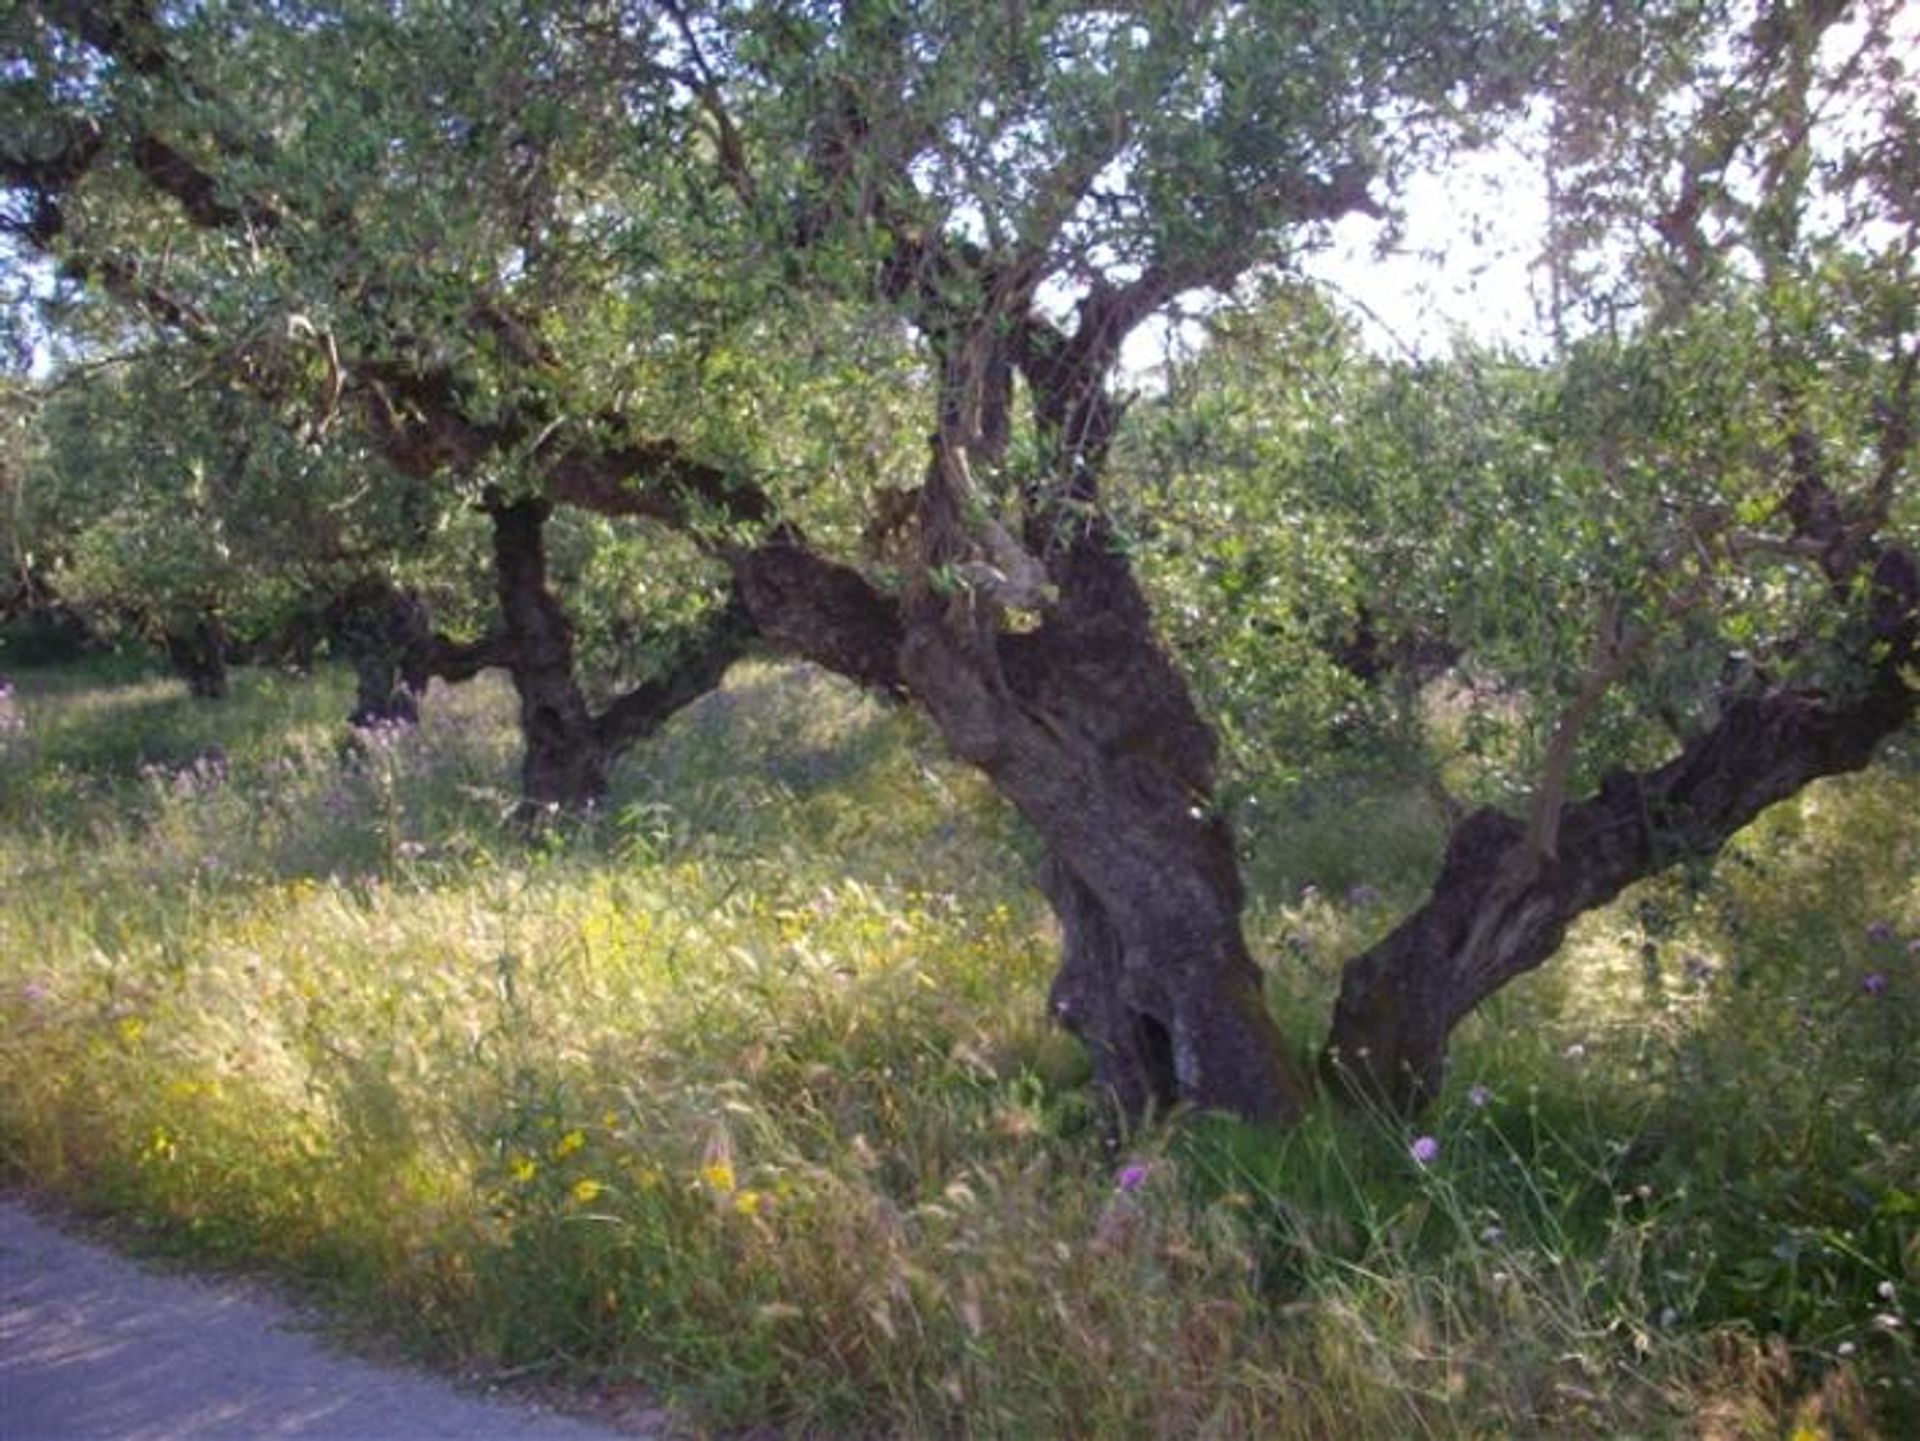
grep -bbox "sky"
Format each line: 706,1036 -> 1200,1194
1301,143 -> 1555,360
1116,133 -> 1555,382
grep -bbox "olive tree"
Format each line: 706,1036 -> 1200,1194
6,0 -> 1912,1125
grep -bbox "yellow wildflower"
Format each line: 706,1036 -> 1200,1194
571,1179 -> 604,1204
509,1155 -> 537,1183
701,1160 -> 736,1193
553,1129 -> 586,1160
733,1189 -> 762,1217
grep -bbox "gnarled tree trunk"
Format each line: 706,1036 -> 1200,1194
897,528 -> 1309,1125
1327,547 -> 1919,1113
734,397 -> 1311,1125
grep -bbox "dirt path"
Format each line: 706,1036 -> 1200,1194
0,1198 -> 662,1441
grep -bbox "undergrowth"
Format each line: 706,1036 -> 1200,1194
0,658 -> 1914,1437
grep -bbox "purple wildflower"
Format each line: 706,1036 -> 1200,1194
1866,919 -> 1898,945
1862,971 -> 1888,997
1410,1135 -> 1440,1167
1116,1162 -> 1151,1193
1467,1083 -> 1492,1109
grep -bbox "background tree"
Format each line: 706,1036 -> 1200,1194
0,0 -> 902,803
23,352 -> 457,695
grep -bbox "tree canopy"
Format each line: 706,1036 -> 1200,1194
3,0 -> 1914,1125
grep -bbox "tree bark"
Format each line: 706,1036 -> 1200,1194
328,581 -> 433,726
162,614 -> 229,699
489,500 -> 754,813
897,521 -> 1311,1126
1325,547 -> 1919,1114
731,487 -> 1311,1124
486,496 -> 610,813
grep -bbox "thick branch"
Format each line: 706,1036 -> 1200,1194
416,629 -> 516,686
730,531 -> 905,695
591,593 -> 756,754
1326,539 -> 1918,1113
130,133 -> 278,232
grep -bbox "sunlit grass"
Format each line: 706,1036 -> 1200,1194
1,659 -> 1915,1436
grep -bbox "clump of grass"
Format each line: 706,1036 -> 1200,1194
1,657 -> 1915,1436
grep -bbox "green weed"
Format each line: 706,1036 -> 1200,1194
1,659 -> 1914,1436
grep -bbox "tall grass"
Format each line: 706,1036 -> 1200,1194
1,658 -> 1914,1436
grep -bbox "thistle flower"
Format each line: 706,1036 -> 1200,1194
1862,971 -> 1888,996
1410,1135 -> 1440,1166
1116,1161 -> 1151,1193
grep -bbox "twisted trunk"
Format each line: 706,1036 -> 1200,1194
1328,548 -> 1918,1113
734,496 -> 1309,1124
903,521 -> 1308,1122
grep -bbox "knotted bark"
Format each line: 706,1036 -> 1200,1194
896,486 -> 1311,1122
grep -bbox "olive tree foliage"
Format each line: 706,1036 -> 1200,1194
1115,284 -> 1461,812
0,378 -> 59,637
657,0 -> 1550,1123
18,351 -> 475,693
2,0 -> 927,798
4,0 -> 1912,1126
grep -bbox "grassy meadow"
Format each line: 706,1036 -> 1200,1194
0,656 -> 1915,1438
